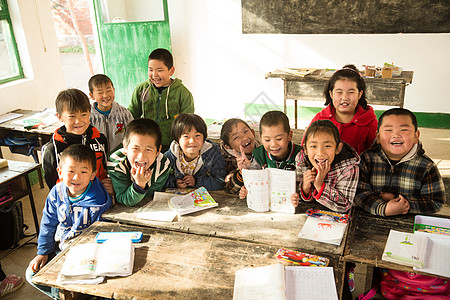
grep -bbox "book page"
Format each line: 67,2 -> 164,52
242,169 -> 270,212
414,231 -> 450,277
95,238 -> 134,277
268,169 -> 296,214
233,263 -> 286,300
58,243 -> 98,279
168,187 -> 218,215
135,192 -> 177,221
285,266 -> 337,300
298,217 -> 347,245
382,230 -> 427,268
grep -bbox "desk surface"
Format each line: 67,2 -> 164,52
103,191 -> 347,257
0,160 -> 40,184
32,221 -> 316,299
344,207 -> 450,278
266,68 -> 414,84
0,109 -> 62,136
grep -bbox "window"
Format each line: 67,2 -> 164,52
0,0 -> 23,84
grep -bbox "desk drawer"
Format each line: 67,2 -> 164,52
286,80 -> 405,106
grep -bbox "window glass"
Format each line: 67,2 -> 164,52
100,0 -> 164,23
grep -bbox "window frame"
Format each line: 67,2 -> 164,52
0,0 -> 24,84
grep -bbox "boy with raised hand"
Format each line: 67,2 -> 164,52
26,144 -> 113,298
128,48 -> 194,152
108,118 -> 171,206
89,74 -> 134,154
42,88 -> 113,194
237,111 -> 301,199
355,108 -> 445,216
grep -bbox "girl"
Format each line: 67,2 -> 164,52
291,120 -> 360,213
219,118 -> 260,195
164,113 -> 226,191
309,64 -> 377,154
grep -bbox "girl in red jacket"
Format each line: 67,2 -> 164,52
309,64 -> 377,154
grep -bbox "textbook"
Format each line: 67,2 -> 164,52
298,210 -> 350,245
135,192 -> 178,222
56,238 -> 135,285
168,186 -> 218,216
242,168 -> 296,214
233,263 -> 337,300
382,230 -> 428,268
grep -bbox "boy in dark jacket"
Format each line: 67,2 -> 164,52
42,89 -> 113,194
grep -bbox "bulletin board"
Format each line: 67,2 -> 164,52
242,0 -> 450,34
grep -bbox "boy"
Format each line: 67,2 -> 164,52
237,111 -> 301,199
89,74 -> 134,154
128,48 -> 194,152
354,108 -> 445,216
27,144 -> 113,297
42,89 -> 113,194
108,118 -> 171,206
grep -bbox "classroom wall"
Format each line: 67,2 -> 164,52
0,0 -> 64,114
168,0 -> 450,122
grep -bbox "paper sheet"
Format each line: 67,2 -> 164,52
285,266 -> 337,300
0,112 -> 22,124
298,217 -> 347,245
135,192 -> 177,222
414,231 -> 450,277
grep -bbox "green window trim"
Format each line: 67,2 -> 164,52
0,0 -> 24,84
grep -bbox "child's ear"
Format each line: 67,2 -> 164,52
336,141 -> 344,154
157,145 -> 162,155
56,113 -> 62,122
90,170 -> 97,181
376,131 -> 381,144
57,167 -> 62,178
89,93 -> 94,100
169,67 -> 175,77
288,130 -> 293,141
414,130 -> 420,144
358,90 -> 363,99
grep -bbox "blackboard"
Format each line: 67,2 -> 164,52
242,0 -> 450,34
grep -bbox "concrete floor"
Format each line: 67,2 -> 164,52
0,127 -> 448,299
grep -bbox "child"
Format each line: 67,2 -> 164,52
26,144 -> 113,298
355,108 -> 445,216
42,89 -> 113,194
309,64 -> 377,154
291,120 -> 360,213
164,113 -> 226,191
89,74 -> 134,154
128,48 -> 194,152
238,111 -> 301,199
108,118 -> 171,206
220,118 -> 260,194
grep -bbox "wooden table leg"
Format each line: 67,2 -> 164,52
25,172 -> 40,236
294,100 -> 298,129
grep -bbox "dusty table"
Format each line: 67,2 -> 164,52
265,69 -> 414,128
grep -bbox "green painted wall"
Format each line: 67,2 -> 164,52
93,0 -> 171,108
244,103 -> 450,129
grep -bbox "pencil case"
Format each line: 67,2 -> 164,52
275,248 -> 329,267
95,231 -> 143,243
306,208 -> 351,224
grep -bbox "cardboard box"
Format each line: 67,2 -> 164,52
382,66 -> 392,78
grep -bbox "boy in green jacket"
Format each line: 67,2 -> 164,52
108,118 -> 171,206
128,48 -> 194,152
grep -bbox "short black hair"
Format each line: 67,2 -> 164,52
148,48 -> 173,69
88,74 -> 114,93
123,118 -> 162,149
378,108 -> 418,131
303,120 -> 340,146
220,118 -> 252,147
171,113 -> 207,143
259,111 -> 290,135
323,64 -> 368,110
55,89 -> 91,115
60,144 -> 96,171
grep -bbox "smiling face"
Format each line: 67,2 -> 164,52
148,59 -> 174,88
125,133 -> 161,171
58,157 -> 96,197
57,109 -> 90,135
225,122 -> 256,155
304,130 -> 342,170
330,79 -> 363,121
178,127 -> 204,161
377,114 -> 420,161
260,123 -> 292,160
90,82 -> 115,111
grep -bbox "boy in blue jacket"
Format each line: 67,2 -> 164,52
26,144 -> 113,298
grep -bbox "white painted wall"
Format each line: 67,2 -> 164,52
0,0 -> 64,114
168,0 -> 450,120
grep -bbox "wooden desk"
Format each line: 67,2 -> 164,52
32,221 -> 290,299
344,207 -> 450,292
0,160 -> 42,259
102,191 -> 348,297
265,69 -> 414,128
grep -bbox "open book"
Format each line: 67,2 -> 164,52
56,238 -> 134,285
242,168 -> 296,213
168,187 -> 218,215
135,192 -> 178,222
233,263 -> 337,300
382,230 -> 428,268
